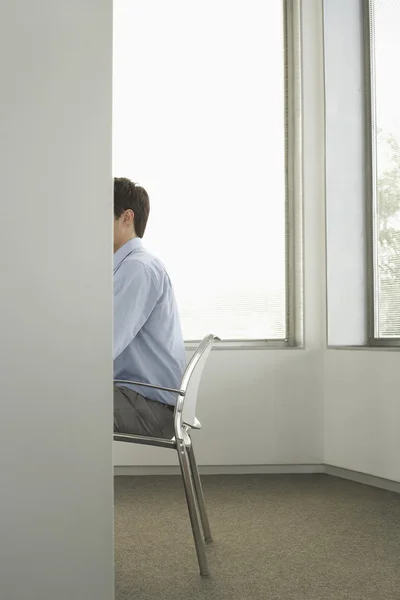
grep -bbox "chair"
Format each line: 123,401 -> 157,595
114,333 -> 220,576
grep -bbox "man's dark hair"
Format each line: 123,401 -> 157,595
114,177 -> 150,238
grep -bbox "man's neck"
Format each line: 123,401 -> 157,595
114,235 -> 137,254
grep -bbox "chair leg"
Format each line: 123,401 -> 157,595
176,440 -> 209,576
188,443 -> 213,542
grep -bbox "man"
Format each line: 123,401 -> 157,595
113,177 -> 186,439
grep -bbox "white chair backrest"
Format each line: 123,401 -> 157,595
179,334 -> 219,427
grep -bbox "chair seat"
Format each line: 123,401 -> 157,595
114,426 -> 192,448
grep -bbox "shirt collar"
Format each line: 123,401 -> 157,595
114,238 -> 143,271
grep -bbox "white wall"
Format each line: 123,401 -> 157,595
324,0 -> 368,346
324,351 -> 400,482
113,0 -> 326,469
115,348 -> 324,467
323,0 -> 400,484
115,0 -> 400,487
0,2 -> 114,599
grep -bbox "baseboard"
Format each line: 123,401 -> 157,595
114,464 -> 400,493
114,464 -> 325,476
325,465 -> 400,494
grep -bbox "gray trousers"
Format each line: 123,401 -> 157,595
114,386 -> 175,439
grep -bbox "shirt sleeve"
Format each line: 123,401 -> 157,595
113,260 -> 161,360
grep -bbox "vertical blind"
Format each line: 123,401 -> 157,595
113,0 -> 287,341
372,0 -> 400,337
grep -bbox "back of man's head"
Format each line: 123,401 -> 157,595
114,177 -> 150,238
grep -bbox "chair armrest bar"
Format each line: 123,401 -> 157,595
114,379 -> 185,395
113,433 -> 177,449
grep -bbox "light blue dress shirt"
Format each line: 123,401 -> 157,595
113,238 -> 186,405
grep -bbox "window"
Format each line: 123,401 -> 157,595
367,0 -> 400,340
113,0 -> 295,342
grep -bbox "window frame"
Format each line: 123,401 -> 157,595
113,0 -> 304,349
364,0 -> 400,347
183,0 -> 304,349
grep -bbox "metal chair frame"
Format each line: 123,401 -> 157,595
114,334 -> 220,576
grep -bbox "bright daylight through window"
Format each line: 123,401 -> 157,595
371,0 -> 400,338
113,0 -> 287,341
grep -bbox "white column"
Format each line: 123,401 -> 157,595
0,2 -> 114,599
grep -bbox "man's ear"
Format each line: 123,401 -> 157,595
123,209 -> 134,226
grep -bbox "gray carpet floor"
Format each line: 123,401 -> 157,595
114,474 -> 400,600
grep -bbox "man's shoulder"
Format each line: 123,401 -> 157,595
129,247 -> 166,271
122,247 -> 169,283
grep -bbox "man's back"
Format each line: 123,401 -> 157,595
113,238 -> 186,405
